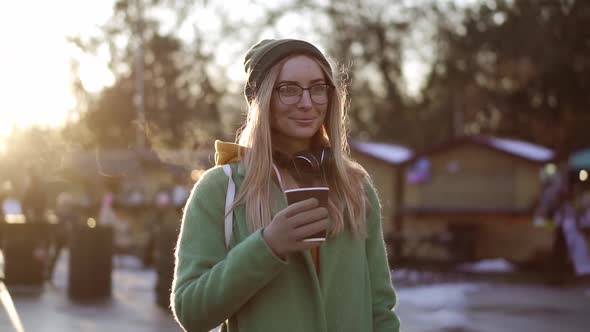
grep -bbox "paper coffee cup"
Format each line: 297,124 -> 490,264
284,187 -> 329,242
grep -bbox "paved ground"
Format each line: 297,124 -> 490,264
2,253 -> 590,332
396,280 -> 590,332
1,253 -> 182,332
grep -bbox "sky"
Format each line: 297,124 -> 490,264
0,1 -> 115,138
0,0 -> 477,142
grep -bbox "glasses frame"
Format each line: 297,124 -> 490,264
274,83 -> 333,105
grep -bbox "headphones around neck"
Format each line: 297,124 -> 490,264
272,146 -> 332,186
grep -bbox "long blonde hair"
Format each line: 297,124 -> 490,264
234,55 -> 369,237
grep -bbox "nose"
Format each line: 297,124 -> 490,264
297,89 -> 313,110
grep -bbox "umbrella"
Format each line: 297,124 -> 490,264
569,148 -> 590,170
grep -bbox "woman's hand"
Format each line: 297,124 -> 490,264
262,198 -> 329,259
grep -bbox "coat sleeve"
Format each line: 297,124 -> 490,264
171,166 -> 288,332
365,178 -> 401,331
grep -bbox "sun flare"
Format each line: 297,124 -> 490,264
0,1 -> 114,138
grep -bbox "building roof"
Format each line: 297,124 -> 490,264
477,136 -> 555,162
350,140 -> 413,165
408,135 -> 555,165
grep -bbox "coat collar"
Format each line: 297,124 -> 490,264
215,140 -> 247,177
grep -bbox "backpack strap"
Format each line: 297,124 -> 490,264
221,162 -> 283,249
222,164 -> 235,249
271,163 -> 284,191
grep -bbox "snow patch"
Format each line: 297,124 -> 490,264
397,283 -> 481,328
350,140 -> 413,164
485,137 -> 554,162
458,258 -> 515,273
398,283 -> 480,308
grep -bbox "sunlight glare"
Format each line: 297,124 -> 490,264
0,138 -> 6,154
78,50 -> 116,93
0,1 -> 114,136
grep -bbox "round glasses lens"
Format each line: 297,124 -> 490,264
279,85 -> 302,104
311,95 -> 328,104
310,85 -> 329,104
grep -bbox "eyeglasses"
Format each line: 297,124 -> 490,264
274,84 -> 332,105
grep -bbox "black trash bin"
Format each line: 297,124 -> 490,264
1,222 -> 51,286
68,224 -> 113,301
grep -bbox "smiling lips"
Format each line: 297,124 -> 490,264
292,118 -> 315,126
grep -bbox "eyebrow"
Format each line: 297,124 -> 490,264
277,78 -> 326,85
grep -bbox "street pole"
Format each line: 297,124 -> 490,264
135,0 -> 145,148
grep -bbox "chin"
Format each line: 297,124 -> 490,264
290,127 -> 321,139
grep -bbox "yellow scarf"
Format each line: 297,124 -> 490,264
214,140 -> 247,165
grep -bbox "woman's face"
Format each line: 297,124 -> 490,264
270,55 -> 328,154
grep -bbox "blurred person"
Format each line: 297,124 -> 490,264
21,171 -> 48,223
552,187 -> 590,280
172,39 -> 400,331
150,189 -> 181,308
143,188 -> 173,267
579,191 -> 590,234
98,189 -> 119,226
534,168 -> 575,283
19,170 -> 51,276
46,191 -> 79,281
98,186 -> 133,267
551,188 -> 574,283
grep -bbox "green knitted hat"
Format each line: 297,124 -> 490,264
243,39 -> 332,104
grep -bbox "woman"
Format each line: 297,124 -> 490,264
171,39 -> 400,332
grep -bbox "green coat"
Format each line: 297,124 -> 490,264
172,162 -> 401,332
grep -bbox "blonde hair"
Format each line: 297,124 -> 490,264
234,55 -> 369,237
